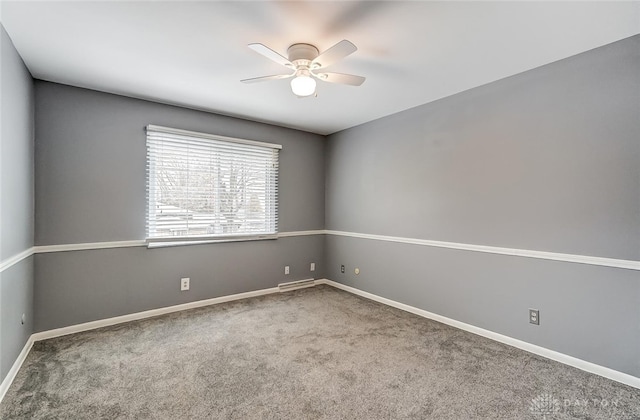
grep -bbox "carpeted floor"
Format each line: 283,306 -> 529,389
1,284 -> 639,419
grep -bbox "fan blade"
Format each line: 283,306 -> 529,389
241,74 -> 294,84
312,40 -> 357,68
315,72 -> 365,86
248,43 -> 293,68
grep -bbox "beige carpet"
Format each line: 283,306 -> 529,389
1,284 -> 639,419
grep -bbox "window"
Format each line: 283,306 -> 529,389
146,125 -> 280,244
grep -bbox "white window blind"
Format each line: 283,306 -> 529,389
146,125 -> 280,243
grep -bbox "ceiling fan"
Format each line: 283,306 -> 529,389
241,40 -> 365,97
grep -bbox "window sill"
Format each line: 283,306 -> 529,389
146,235 -> 278,249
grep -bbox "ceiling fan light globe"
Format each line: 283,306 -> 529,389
291,75 -> 316,97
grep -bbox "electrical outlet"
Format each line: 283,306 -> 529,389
529,309 -> 539,325
310,262 -> 315,272
354,268 -> 360,275
340,265 -> 345,274
285,266 -> 290,275
181,277 -> 190,291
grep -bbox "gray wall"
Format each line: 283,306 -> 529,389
1,26 -> 34,261
0,259 -> 33,382
35,82 -> 325,245
0,25 -> 35,383
34,82 -> 325,331
4,28 -> 638,386
325,36 -> 640,377
35,237 -> 322,331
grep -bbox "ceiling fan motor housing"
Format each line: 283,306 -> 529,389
287,43 -> 319,68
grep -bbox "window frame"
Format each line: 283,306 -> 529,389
145,125 -> 281,246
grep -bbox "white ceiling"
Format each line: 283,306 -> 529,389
1,1 -> 638,135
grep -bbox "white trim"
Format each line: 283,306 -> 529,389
28,231 -> 325,254
0,285 -> 282,404
146,124 -> 282,150
31,286 -> 280,342
4,230 -> 637,271
2,280 -> 638,404
147,235 -> 278,248
0,336 -> 34,404
34,240 -> 147,254
277,230 -> 325,238
0,247 -> 35,273
317,279 -> 640,389
325,230 -> 640,271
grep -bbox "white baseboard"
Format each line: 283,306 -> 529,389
1,285 -> 283,404
2,279 -> 638,405
32,286 -> 281,342
0,336 -> 34,403
317,279 -> 640,390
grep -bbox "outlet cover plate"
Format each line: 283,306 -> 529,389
181,277 -> 190,291
529,309 -> 539,325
